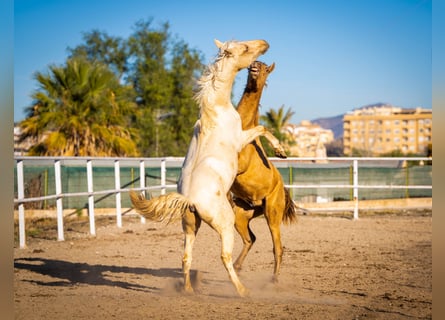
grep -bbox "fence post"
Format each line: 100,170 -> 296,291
115,160 -> 122,227
405,164 -> 410,198
349,164 -> 353,200
17,159 -> 26,248
54,159 -> 64,241
139,160 -> 146,224
86,159 -> 96,235
44,169 -> 48,209
161,158 -> 166,195
289,164 -> 293,199
353,159 -> 359,220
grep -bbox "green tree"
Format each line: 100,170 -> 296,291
19,57 -> 139,156
163,40 -> 204,155
68,30 -> 128,80
126,20 -> 173,156
124,19 -> 203,156
23,18 -> 204,157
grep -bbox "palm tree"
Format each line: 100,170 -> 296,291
261,105 -> 294,140
19,57 -> 139,156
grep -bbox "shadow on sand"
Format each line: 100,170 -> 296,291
14,257 -> 191,292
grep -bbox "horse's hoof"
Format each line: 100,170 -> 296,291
182,288 -> 195,295
238,287 -> 250,298
274,149 -> 287,159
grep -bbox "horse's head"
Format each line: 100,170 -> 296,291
244,61 -> 275,92
214,39 -> 269,71
248,61 -> 275,83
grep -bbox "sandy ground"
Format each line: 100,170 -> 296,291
14,210 -> 432,319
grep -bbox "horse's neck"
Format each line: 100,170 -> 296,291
210,71 -> 235,106
237,87 -> 264,130
199,64 -> 238,127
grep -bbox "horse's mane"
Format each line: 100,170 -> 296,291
193,43 -> 233,132
193,49 -> 227,107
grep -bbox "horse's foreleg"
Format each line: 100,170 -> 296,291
261,130 -> 287,158
182,209 -> 201,294
240,126 -> 286,158
233,206 -> 256,272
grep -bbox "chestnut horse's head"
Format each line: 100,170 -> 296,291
246,61 -> 275,92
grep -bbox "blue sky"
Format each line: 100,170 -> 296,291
14,0 -> 432,124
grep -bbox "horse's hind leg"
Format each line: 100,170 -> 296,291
264,189 -> 286,283
210,208 -> 249,297
233,205 -> 256,272
182,208 -> 201,294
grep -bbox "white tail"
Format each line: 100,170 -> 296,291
129,190 -> 193,224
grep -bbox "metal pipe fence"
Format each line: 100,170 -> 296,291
14,156 -> 432,248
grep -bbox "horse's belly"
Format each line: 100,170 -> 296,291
232,166 -> 282,203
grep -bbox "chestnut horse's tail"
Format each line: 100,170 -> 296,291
282,188 -> 311,224
129,190 -> 195,224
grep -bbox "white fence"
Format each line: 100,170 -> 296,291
14,156 -> 432,248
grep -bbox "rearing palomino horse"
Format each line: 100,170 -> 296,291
130,39 -> 286,297
231,61 -> 305,282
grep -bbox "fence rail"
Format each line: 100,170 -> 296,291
14,156 -> 432,248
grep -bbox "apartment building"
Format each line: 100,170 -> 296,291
284,120 -> 334,158
343,105 -> 432,156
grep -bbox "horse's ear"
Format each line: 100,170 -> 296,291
268,62 -> 276,73
214,39 -> 224,48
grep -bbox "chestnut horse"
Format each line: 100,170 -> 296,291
231,61 -> 303,282
130,39 -> 286,297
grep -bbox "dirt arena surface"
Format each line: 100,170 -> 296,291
14,210 -> 432,319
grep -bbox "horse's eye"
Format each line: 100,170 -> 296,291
224,50 -> 232,57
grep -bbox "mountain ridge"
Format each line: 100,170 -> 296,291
311,114 -> 344,139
